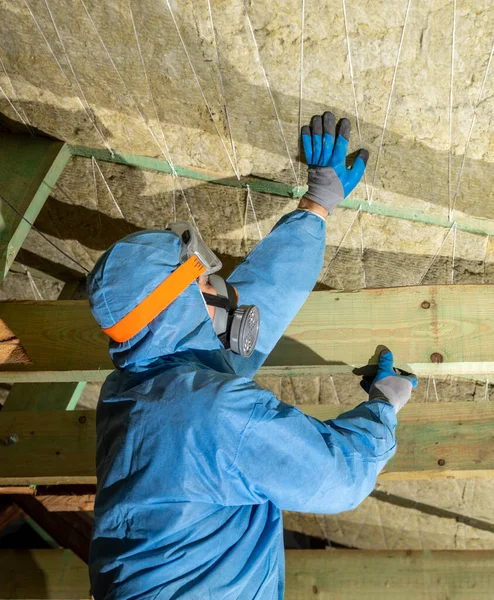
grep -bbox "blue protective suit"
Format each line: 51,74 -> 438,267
88,209 -> 397,600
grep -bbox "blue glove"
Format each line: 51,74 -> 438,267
359,350 -> 418,414
302,112 -> 369,214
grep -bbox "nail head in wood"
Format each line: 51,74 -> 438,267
430,352 -> 444,363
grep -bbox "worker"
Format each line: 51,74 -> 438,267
87,111 -> 417,599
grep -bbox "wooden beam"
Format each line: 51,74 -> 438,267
4,280 -> 87,410
3,382 -> 86,411
2,549 -> 494,599
0,134 -> 71,282
284,550 -> 494,599
69,145 -> 494,237
0,497 -> 23,532
0,549 -> 90,599
0,285 -> 493,382
1,402 -> 493,485
34,486 -> 96,512
11,495 -> 92,563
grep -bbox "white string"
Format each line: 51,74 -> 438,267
161,0 -> 238,177
23,0 -> 113,155
127,0 -> 168,150
359,209 -> 367,288
206,0 -> 240,180
244,185 -> 263,240
450,41 -> 494,220
78,0 -> 169,162
91,156 -> 104,233
0,55 -> 33,133
432,376 -> 439,402
318,207 -> 361,288
171,177 -> 177,222
483,234 -> 490,282
27,271 -> 43,300
419,222 -> 457,285
447,0 -> 457,219
127,0 -> 192,221
369,0 -> 412,204
79,0 -> 197,228
485,378 -> 490,401
341,0 -> 370,203
0,82 -> 32,131
243,2 -> 299,187
426,375 -> 431,402
297,0 -> 306,185
92,157 -> 126,221
329,376 -> 340,403
450,221 -> 457,284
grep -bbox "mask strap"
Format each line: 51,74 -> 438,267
202,293 -> 229,310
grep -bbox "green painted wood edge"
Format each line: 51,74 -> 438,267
69,145 -> 494,237
1,143 -> 72,283
68,145 -> 302,198
3,382 -> 87,411
65,381 -> 87,410
24,517 -> 60,549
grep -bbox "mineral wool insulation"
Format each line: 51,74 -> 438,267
1,0 -> 494,549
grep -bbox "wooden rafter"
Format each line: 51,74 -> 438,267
0,285 -> 493,382
1,402 -> 493,485
0,133 -> 71,282
2,549 -> 494,599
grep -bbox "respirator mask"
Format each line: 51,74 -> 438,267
167,222 -> 260,358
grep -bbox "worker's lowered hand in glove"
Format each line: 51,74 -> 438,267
87,111 -> 398,600
358,349 -> 418,413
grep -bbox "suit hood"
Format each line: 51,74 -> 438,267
87,230 -> 222,369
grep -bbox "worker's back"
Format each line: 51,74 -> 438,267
87,219 -> 398,599
90,356 -> 284,599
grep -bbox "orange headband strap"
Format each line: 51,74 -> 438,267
102,255 -> 206,343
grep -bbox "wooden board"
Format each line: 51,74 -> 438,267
11,495 -> 92,563
3,280 -> 87,410
1,402 -> 494,485
284,550 -> 494,599
1,549 -> 493,599
0,134 -> 71,282
0,549 -> 90,599
3,382 -> 86,411
0,285 -> 494,382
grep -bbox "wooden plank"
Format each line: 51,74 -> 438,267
1,402 -> 494,485
3,382 -> 86,411
2,549 -> 493,599
0,134 -> 71,282
4,280 -> 87,410
0,316 -> 30,365
34,486 -> 96,512
0,497 -> 23,532
285,550 -> 494,599
69,145 -> 494,236
0,549 -> 90,599
0,485 -> 95,510
0,285 -> 494,382
12,495 -> 92,563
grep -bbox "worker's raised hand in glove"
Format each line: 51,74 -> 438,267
356,349 -> 418,414
302,112 -> 369,214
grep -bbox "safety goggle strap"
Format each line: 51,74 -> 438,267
102,255 -> 206,343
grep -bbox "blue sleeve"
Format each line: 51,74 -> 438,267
229,395 -> 397,513
226,209 -> 326,379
